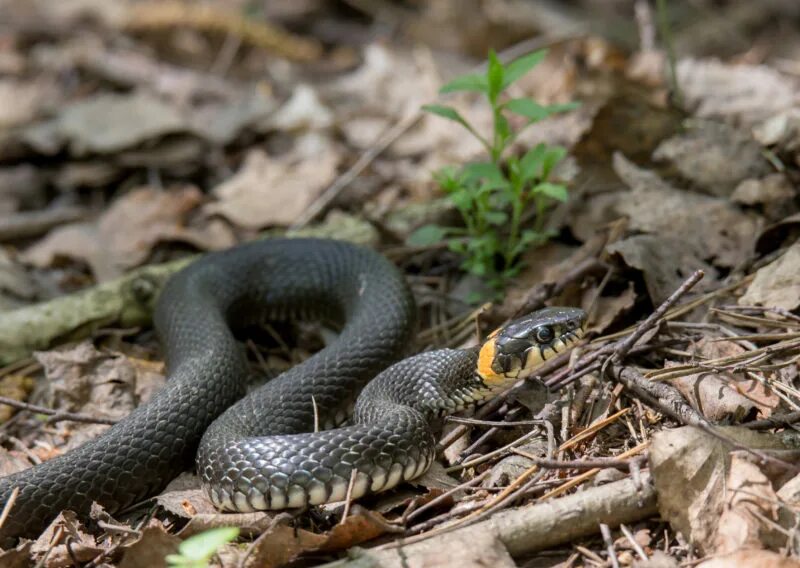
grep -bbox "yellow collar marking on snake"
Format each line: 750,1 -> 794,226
478,336 -> 504,385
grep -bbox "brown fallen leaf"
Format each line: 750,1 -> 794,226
23,185 -> 234,281
0,78 -> 58,129
608,234 -> 715,307
739,241 -> 800,311
714,453 -> 782,554
205,137 -> 340,229
0,541 -> 33,568
613,153 -> 761,268
33,341 -> 165,452
652,120 -> 769,198
669,338 -> 779,423
697,549 -> 800,568
732,174 -> 796,222
649,426 -> 789,554
119,525 -> 181,568
677,58 -> 799,126
30,511 -> 105,568
155,473 -> 219,520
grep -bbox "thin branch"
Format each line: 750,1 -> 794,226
0,395 -> 118,426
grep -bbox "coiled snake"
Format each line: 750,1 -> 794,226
0,238 -> 585,540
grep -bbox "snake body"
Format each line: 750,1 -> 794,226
0,238 -> 585,541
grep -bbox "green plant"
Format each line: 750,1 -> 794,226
410,49 -> 577,292
166,527 -> 240,568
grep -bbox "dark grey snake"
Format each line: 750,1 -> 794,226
0,238 -> 585,541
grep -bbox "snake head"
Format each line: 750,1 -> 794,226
478,307 -> 586,385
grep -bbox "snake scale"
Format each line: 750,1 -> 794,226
0,238 -> 585,541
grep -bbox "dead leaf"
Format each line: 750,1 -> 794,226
677,58 -> 799,125
34,341 -> 165,451
317,509 -> 394,552
119,526 -> 180,568
649,426 -> 789,554
156,473 -> 219,519
732,174 -> 796,222
242,523 -> 327,568
31,91 -> 188,155
205,136 -> 339,229
30,511 -> 104,567
739,241 -> 800,311
265,84 -> 333,132
0,447 -> 34,476
714,453 -> 782,554
653,120 -> 769,198
697,549 -> 800,568
613,153 -> 761,268
584,281 -> 637,334
669,338 -> 779,422
23,185 -> 233,281
0,78 -> 58,129
607,235 -> 714,306
0,541 -> 33,568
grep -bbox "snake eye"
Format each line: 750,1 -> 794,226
535,326 -> 554,343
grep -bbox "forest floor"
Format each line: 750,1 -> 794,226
1,1 -> 800,567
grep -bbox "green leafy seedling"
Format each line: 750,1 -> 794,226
413,48 -> 578,294
166,527 -> 240,568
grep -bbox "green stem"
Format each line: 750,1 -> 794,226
656,0 -> 683,107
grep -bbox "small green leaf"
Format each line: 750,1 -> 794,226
171,527 -> 239,566
448,240 -> 467,254
541,146 -> 567,179
408,224 -> 450,246
487,50 -> 505,103
545,101 -> 581,114
484,210 -> 508,225
439,73 -> 488,94
422,104 -> 486,146
519,143 -> 547,181
449,188 -> 475,211
504,98 -> 550,121
462,162 -> 505,185
495,113 -> 511,148
534,182 -> 568,202
502,49 -> 546,89
422,104 -> 470,127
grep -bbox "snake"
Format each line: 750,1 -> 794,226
0,238 -> 585,541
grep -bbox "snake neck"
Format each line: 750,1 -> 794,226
353,347 -> 509,424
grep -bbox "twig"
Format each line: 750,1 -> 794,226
340,469 -> 358,524
444,429 -> 541,473
404,470 -> 490,524
609,365 -> 704,427
600,523 -> 620,568
338,474 -> 657,561
609,270 -> 704,366
0,207 -> 87,242
0,395 -> 118,425
0,487 -> 19,533
510,449 -> 646,471
745,411 -> 800,431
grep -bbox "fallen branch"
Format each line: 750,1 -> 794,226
0,257 -> 193,366
323,474 -> 657,567
0,207 -> 87,242
0,395 -> 118,426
